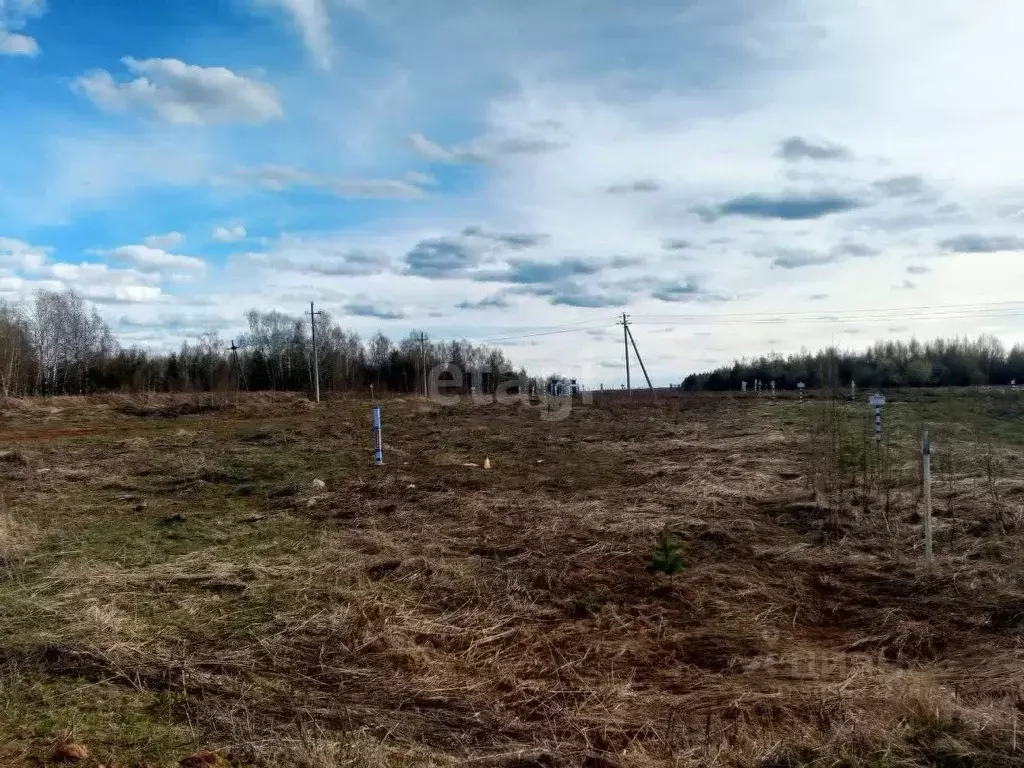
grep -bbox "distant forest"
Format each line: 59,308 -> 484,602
0,289 -> 524,398
682,336 -> 1024,391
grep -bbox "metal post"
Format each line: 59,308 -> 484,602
869,393 -> 886,443
373,406 -> 383,466
418,332 -> 428,397
923,429 -> 932,560
308,301 -> 323,403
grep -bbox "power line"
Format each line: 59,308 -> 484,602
469,317 -> 619,344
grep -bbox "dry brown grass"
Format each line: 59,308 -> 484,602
0,391 -> 1022,766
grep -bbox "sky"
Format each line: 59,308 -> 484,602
2,0 -> 1024,386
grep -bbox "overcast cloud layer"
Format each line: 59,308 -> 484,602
2,0 -> 1023,385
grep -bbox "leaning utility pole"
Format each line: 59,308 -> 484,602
307,301 -> 323,403
625,324 -> 655,393
418,332 -> 428,396
619,312 -> 631,391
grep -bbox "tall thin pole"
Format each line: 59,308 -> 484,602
418,332 -> 428,396
923,429 -> 933,561
230,340 -> 246,392
307,301 -> 323,403
621,312 -> 631,391
626,325 -> 655,392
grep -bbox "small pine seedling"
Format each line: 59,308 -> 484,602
647,529 -> 685,579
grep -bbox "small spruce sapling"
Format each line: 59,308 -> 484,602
647,528 -> 685,581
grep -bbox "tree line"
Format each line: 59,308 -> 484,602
682,336 -> 1024,391
0,290 -> 526,398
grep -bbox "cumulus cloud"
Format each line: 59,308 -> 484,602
0,28 -> 36,55
701,193 -> 863,221
144,232 -> 185,249
548,289 -> 624,308
460,226 -> 549,249
99,244 -> 206,273
46,262 -> 151,285
777,137 -> 852,162
0,236 -> 49,270
832,241 -> 879,258
344,301 -> 405,320
764,249 -> 838,269
940,234 -> 1024,253
0,0 -> 44,56
475,257 -> 598,285
456,294 -> 511,310
404,226 -> 549,278
212,224 -> 247,243
651,278 -> 735,303
405,236 -> 480,277
73,57 -> 283,125
238,236 -> 391,276
873,175 -> 930,198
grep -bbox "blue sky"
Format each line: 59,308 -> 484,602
2,0 -> 1024,385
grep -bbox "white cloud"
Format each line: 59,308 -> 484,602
405,170 -> 437,186
254,0 -> 332,69
0,236 -> 49,270
212,224 -> 247,243
46,261 -> 162,286
0,29 -> 37,55
73,57 -> 283,125
8,0 -> 1024,372
0,0 -> 44,56
409,131 -> 566,164
232,165 -> 427,199
144,232 -> 185,249
98,244 -> 206,273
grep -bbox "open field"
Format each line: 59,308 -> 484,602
1,390 -> 1024,767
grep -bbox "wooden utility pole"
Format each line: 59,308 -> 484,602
619,313 -> 631,391
307,302 -> 323,403
418,332 -> 428,396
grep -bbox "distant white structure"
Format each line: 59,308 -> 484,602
741,381 -> 748,393
548,377 -> 578,396
770,380 -> 776,396
851,380 -> 857,400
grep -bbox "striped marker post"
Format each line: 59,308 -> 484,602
372,406 -> 383,465
869,393 -> 886,443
